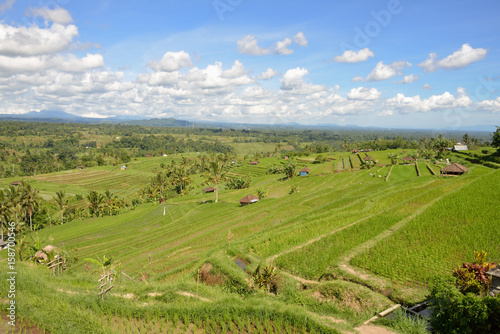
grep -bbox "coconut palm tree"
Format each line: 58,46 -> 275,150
0,190 -> 12,240
5,186 -> 21,231
203,156 -> 228,203
86,190 -> 104,217
53,190 -> 68,224
20,181 -> 41,231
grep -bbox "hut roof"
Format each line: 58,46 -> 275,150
239,195 -> 259,204
453,145 -> 468,151
441,163 -> 468,174
363,156 -> 373,161
402,156 -> 414,161
10,181 -> 21,186
487,268 -> 500,278
250,161 -> 259,165
77,165 -> 85,169
202,187 -> 216,193
300,167 -> 310,173
351,149 -> 359,153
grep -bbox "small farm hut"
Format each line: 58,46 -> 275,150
10,181 -> 21,186
77,165 -> 85,170
453,145 -> 468,151
239,195 -> 259,206
34,245 -> 58,262
202,187 -> 216,193
440,163 -> 468,175
250,161 -> 259,165
363,156 -> 373,162
351,149 -> 359,154
300,167 -> 310,176
120,166 -> 127,170
402,156 -> 414,163
487,268 -> 500,297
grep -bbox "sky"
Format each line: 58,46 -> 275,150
1,0 -> 499,129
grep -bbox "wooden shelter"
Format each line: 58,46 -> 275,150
10,181 -> 21,186
402,156 -> 414,163
440,163 -> 468,175
202,187 -> 216,193
300,167 -> 310,176
351,149 -> 359,154
34,245 -> 58,262
250,161 -> 259,165
363,156 -> 373,162
77,165 -> 85,170
239,195 -> 259,206
487,268 -> 500,297
120,166 -> 127,170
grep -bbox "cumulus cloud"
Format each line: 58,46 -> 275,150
0,23 -> 78,56
280,67 -> 309,90
334,48 -> 374,63
418,44 -> 487,72
236,32 -> 308,56
347,87 -> 381,101
355,61 -> 411,82
477,97 -> 500,113
384,87 -> 472,114
27,7 -> 73,25
257,68 -> 279,80
148,51 -> 193,72
293,32 -> 308,47
398,74 -> 419,84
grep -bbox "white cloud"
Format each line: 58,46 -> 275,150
334,48 -> 374,63
148,51 -> 193,72
347,87 -> 381,101
422,84 -> 433,90
257,68 -> 279,80
27,7 -> 73,25
357,60 -> 410,82
0,0 -> 15,13
477,97 -> 500,113
237,33 -> 307,56
0,23 -> 78,56
418,44 -> 487,72
293,32 -> 308,47
280,67 -> 309,90
274,38 -> 293,55
384,87 -> 472,114
398,74 -> 419,84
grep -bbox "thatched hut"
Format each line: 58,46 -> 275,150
441,163 -> 468,175
363,156 -> 373,162
10,181 -> 21,186
250,161 -> 259,165
202,187 -> 216,193
402,156 -> 414,163
300,167 -> 310,176
34,245 -> 58,262
239,195 -> 259,206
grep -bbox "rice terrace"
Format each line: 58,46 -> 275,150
0,120 -> 499,334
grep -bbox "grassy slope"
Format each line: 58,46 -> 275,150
1,151 -> 498,333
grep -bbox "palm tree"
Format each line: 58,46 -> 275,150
203,156 -> 228,203
387,153 -> 400,165
0,190 -> 12,240
103,190 -> 115,216
5,186 -> 20,231
20,181 -> 40,231
53,190 -> 68,224
86,190 -> 104,217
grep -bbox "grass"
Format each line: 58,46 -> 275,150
1,150 -> 498,333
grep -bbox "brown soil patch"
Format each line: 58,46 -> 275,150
355,325 -> 397,334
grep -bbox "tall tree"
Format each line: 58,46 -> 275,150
492,126 -> 500,149
203,156 -> 228,203
20,181 -> 40,231
53,190 -> 68,223
0,190 -> 11,240
87,191 -> 104,217
5,186 -> 20,231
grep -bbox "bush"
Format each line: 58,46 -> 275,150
429,278 -> 500,334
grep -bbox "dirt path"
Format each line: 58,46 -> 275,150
280,271 -> 320,285
355,325 -> 397,334
177,291 -> 211,302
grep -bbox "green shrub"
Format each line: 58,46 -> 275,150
429,278 -> 500,334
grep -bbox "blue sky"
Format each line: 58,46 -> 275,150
1,0 -> 499,129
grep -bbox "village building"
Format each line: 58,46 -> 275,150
300,167 -> 310,176
239,195 -> 259,206
10,181 -> 21,186
402,156 -> 414,164
453,144 -> 468,151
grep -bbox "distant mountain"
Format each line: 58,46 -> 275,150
0,110 -> 150,124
